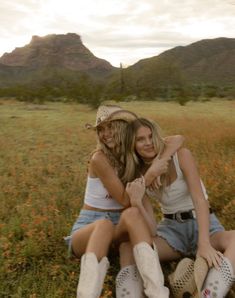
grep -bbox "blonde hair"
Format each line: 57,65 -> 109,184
93,120 -> 128,179
122,118 -> 166,185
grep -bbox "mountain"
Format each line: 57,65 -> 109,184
124,37 -> 235,86
0,33 -> 116,87
0,34 -> 234,95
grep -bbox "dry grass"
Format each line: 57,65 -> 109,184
0,99 -> 234,297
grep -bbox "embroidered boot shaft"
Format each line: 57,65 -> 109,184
116,264 -> 146,298
133,242 -> 169,298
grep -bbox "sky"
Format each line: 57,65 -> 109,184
0,0 -> 235,67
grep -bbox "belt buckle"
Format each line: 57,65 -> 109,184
191,210 -> 196,219
175,211 -> 185,223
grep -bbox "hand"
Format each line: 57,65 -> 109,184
197,242 -> 223,270
148,157 -> 170,190
149,176 -> 162,190
164,135 -> 184,156
126,176 -> 145,207
150,156 -> 171,178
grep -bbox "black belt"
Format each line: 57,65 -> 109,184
163,208 -> 213,223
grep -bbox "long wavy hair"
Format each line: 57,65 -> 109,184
122,118 -> 166,185
92,119 -> 128,180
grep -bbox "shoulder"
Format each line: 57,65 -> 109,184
177,147 -> 192,158
164,135 -> 185,144
90,150 -> 109,166
177,147 -> 193,165
177,148 -> 196,170
88,150 -> 110,177
90,150 -> 113,172
91,150 -> 106,160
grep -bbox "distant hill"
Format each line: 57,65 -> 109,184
0,33 -> 116,87
0,34 -> 234,102
124,37 -> 235,86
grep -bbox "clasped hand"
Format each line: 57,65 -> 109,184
126,176 -> 145,207
149,156 -> 171,189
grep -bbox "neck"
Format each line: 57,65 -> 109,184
142,155 -> 156,164
141,158 -> 154,173
143,159 -> 153,165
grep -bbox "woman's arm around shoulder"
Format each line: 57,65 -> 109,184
163,135 -> 185,158
144,135 -> 185,186
90,151 -> 130,207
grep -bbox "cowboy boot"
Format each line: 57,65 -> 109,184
133,242 -> 169,298
77,252 -> 109,298
116,264 -> 146,298
201,256 -> 235,298
96,255 -> 110,296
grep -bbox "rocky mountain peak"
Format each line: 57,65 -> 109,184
0,33 -> 113,73
30,33 -> 82,47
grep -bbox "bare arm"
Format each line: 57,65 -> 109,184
126,179 -> 157,237
144,135 -> 185,186
162,135 -> 185,158
178,148 -> 222,268
90,151 -> 130,207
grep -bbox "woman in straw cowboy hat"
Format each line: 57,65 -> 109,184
65,105 -> 183,298
116,117 -> 235,298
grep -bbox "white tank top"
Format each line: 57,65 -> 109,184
84,176 -> 123,210
147,152 -> 208,214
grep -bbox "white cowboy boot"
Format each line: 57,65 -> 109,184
96,255 -> 110,296
77,252 -> 109,298
133,242 -> 169,298
116,264 -> 146,298
201,256 -> 235,298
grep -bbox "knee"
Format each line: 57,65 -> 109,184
120,207 -> 141,226
227,230 -> 235,245
217,230 -> 235,250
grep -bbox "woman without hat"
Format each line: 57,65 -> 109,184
116,117 -> 235,297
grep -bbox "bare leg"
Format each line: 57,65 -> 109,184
115,207 -> 169,297
154,236 -> 182,262
116,242 -> 146,298
114,207 -> 153,245
119,241 -> 136,268
210,230 -> 235,270
119,236 -> 181,268
73,219 -> 114,298
116,236 -> 181,298
72,218 -> 114,260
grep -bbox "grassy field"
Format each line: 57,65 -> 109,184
0,99 -> 234,297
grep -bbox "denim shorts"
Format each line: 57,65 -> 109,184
156,213 -> 224,256
64,209 -> 121,251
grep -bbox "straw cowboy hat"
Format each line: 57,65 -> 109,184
168,257 -> 209,298
85,105 -> 138,129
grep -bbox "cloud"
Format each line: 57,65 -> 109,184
0,0 -> 234,66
